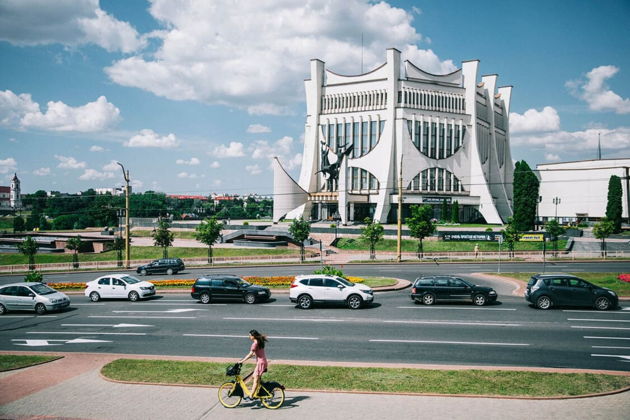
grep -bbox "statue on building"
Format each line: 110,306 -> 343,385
317,141 -> 353,191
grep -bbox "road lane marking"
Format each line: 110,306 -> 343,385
89,315 -> 195,319
27,331 -> 146,336
61,323 -> 154,328
572,326 -> 630,331
0,316 -> 57,318
369,339 -> 529,347
223,317 -> 344,322
184,334 -> 318,340
112,309 -> 204,313
591,354 -> 630,360
564,309 -> 630,313
261,304 -> 296,307
568,318 -> 630,323
592,346 -> 630,350
384,320 -> 521,327
397,306 -> 516,311
71,304 -> 104,306
12,338 -> 111,346
584,336 -> 630,340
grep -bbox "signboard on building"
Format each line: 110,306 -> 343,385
422,196 -> 452,204
440,231 -> 500,241
519,233 -> 545,242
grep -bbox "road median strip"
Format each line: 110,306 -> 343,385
99,358 -> 630,399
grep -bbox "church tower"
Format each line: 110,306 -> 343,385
10,173 -> 21,209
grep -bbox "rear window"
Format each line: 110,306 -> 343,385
527,277 -> 538,287
195,278 -> 211,285
415,278 -> 434,286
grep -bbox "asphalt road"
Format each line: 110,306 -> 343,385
1,276 -> 629,371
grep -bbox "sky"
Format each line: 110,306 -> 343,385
1,0 -> 629,195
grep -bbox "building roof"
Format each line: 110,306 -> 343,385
0,186 -> 10,193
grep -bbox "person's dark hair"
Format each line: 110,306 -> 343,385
249,329 -> 268,349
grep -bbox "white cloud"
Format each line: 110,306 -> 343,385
567,65 -> 630,114
102,160 -> 120,172
0,157 -> 17,174
512,127 -> 630,155
177,171 -> 198,179
55,155 -> 86,169
125,129 -> 180,148
33,167 -> 51,176
247,124 -> 271,134
212,179 -> 222,187
90,145 -> 105,152
209,161 -> 220,168
176,157 -> 200,165
131,179 -> 144,190
544,153 -> 561,162
251,136 -> 293,160
0,0 -> 145,53
509,106 -> 560,133
105,0 -> 454,113
0,90 -> 120,132
79,168 -> 115,180
245,164 -> 262,175
211,141 -> 245,158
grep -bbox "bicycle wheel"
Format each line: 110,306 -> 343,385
218,382 -> 242,408
259,384 -> 285,409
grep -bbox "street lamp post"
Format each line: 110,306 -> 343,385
396,156 -> 403,263
117,162 -> 131,269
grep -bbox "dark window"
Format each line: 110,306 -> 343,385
211,279 -> 223,287
324,279 -> 339,288
16,286 -> 32,297
569,279 -> 587,288
550,278 -> 567,287
309,278 -> 323,287
416,279 -> 434,286
113,279 -> 125,286
98,278 -> 110,286
435,278 -> 449,287
0,286 -> 17,296
196,279 -> 211,285
449,278 -> 465,287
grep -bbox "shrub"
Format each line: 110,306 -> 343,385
243,221 -> 249,226
24,271 -> 43,283
313,265 -> 345,278
618,274 -> 630,283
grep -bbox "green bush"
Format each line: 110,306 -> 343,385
242,221 -> 249,226
314,265 -> 345,278
24,270 -> 43,283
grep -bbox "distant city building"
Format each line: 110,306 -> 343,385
167,194 -> 208,201
0,173 -> 22,209
536,158 -> 630,224
95,187 -> 125,196
274,49 -> 514,224
0,186 -> 9,208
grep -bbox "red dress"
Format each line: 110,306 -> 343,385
251,340 -> 268,376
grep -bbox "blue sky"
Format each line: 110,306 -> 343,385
1,0 -> 629,195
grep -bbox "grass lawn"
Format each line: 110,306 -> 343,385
336,238 -> 565,252
494,272 -> 630,296
101,359 -> 630,397
0,355 -> 62,371
0,246 -> 301,266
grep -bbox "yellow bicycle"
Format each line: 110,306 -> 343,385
218,363 -> 285,409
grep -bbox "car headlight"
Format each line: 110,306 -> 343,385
363,290 -> 374,295
489,291 -> 497,295
608,290 -> 617,297
140,286 -> 151,290
258,291 -> 266,294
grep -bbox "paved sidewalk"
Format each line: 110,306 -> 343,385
1,353 -> 629,420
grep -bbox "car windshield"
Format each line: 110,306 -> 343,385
237,279 -> 252,287
122,276 -> 141,284
29,283 -> 56,295
336,276 -> 355,287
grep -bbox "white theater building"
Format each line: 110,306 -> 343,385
274,48 -> 514,224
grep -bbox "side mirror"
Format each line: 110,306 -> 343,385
337,285 -> 345,289
29,293 -> 35,298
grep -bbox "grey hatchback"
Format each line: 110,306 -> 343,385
0,282 -> 71,315
524,273 -> 618,310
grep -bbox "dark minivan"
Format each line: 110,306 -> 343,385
525,273 -> 618,310
191,275 -> 271,304
137,258 -> 185,275
411,275 -> 498,306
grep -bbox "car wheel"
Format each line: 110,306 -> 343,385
244,293 -> 257,304
35,303 -> 47,315
200,293 -> 211,304
0,303 -> 7,315
473,294 -> 487,306
140,269 -> 147,276
594,296 -> 611,311
297,294 -> 313,309
128,291 -> 140,302
89,292 -> 101,302
347,294 -> 363,309
167,268 -> 174,275
422,293 -> 436,305
536,295 -> 553,310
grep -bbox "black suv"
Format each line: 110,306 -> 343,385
525,273 -> 618,310
136,258 -> 185,275
191,275 -> 271,304
411,276 -> 498,306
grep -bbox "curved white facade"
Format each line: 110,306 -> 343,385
274,49 -> 514,224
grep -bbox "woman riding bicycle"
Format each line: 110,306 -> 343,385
239,329 -> 268,397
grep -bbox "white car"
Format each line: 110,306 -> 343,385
289,274 -> 374,309
85,274 -> 156,302
0,282 -> 70,315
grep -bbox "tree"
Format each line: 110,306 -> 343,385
194,217 -> 223,263
361,217 -> 384,260
65,236 -> 82,268
544,219 -> 565,256
451,200 -> 460,223
13,216 -> 25,232
17,236 -> 38,270
501,218 -> 520,258
407,205 -> 435,259
440,199 -> 449,222
593,219 -> 615,257
289,218 -> 311,263
606,175 -> 623,234
112,236 -> 125,267
512,160 -> 540,231
152,217 -> 174,258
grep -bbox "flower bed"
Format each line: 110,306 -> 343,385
618,273 -> 630,283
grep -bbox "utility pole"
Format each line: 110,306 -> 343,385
396,157 -> 403,263
117,162 -> 131,269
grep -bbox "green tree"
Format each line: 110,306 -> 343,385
606,175 -> 623,233
65,236 -> 82,269
289,218 -> 311,263
152,217 -> 174,258
544,219 -> 565,256
112,236 -> 125,267
194,217 -> 223,263
440,199 -> 449,222
501,218 -> 520,258
593,219 -> 615,257
406,205 -> 435,259
13,216 -> 25,232
361,217 -> 384,260
512,160 -> 539,231
451,200 -> 460,223
17,236 -> 38,270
